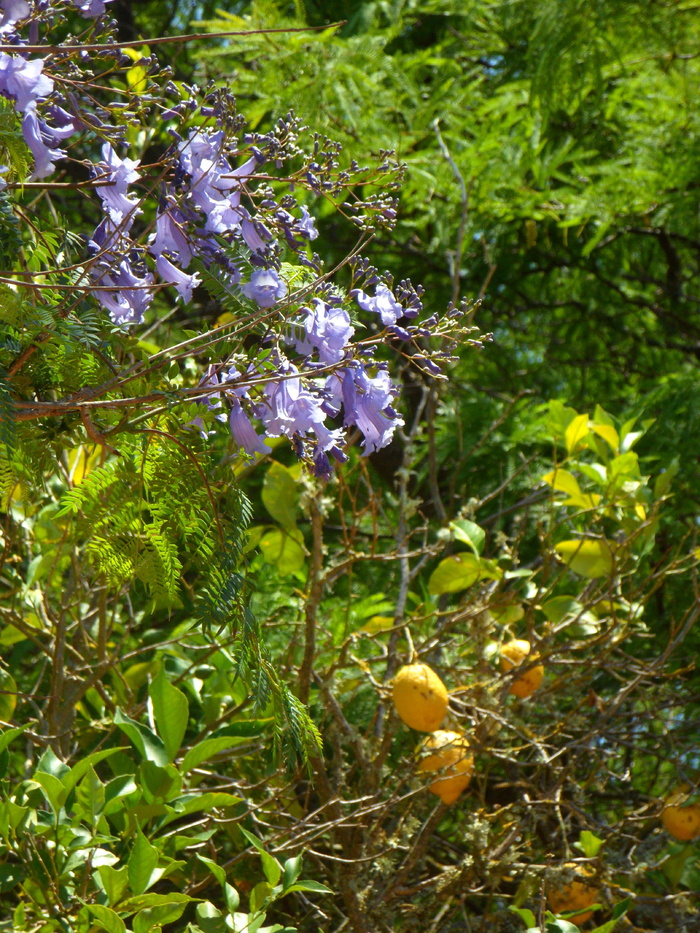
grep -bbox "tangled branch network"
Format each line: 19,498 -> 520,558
0,0 -> 482,475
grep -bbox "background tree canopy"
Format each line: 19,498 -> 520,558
0,2 -> 698,933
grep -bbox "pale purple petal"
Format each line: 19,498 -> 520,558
22,104 -> 64,179
342,365 -> 404,454
149,202 -> 193,266
353,284 -> 403,326
72,0 -> 113,16
241,268 -> 287,308
295,298 -> 354,364
0,55 -> 53,112
230,401 -> 271,456
156,254 -> 200,303
298,205 -> 318,240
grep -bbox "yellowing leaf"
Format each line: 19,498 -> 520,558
590,422 -> 619,453
542,469 -> 582,499
555,539 -> 614,578
68,445 -> 101,485
361,615 -> 395,634
565,413 -> 590,453
126,65 -> 148,93
543,469 -> 600,510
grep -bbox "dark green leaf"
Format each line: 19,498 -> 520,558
149,669 -> 189,762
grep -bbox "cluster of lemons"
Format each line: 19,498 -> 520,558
390,641 -> 700,925
391,640 -> 541,805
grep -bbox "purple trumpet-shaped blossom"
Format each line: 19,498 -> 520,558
0,0 -> 29,33
0,54 -> 53,113
22,104 -> 67,179
298,206 -> 318,240
259,363 -> 345,457
188,365 -> 228,438
149,200 -> 193,267
178,130 -> 259,236
295,298 -> 354,364
241,268 -> 287,308
240,210 -> 272,253
230,401 -> 271,456
94,143 -> 141,229
71,0 -> 113,16
341,364 -> 404,454
352,283 -> 403,327
93,256 -> 154,325
156,254 -> 201,304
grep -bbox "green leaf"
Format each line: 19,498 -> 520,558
249,881 -> 273,915
128,830 -> 160,896
179,735 -> 249,773
114,708 -> 169,767
282,855 -> 302,890
540,597 -> 600,636
197,855 -> 227,888
574,830 -> 604,857
449,519 -> 485,555
195,902 -> 228,933
240,827 -> 281,887
133,900 -> 190,933
84,903 -> 127,933
150,669 -> 189,762
0,726 -> 28,755
554,539 -> 614,578
509,907 -> 537,927
428,553 -> 501,595
223,882 -> 240,913
33,771 -> 67,812
283,880 -> 333,895
262,461 -> 298,531
75,766 -> 105,822
258,527 -> 306,575
0,668 -> 17,721
36,746 -> 70,780
139,761 -> 182,803
98,864 -> 130,907
63,748 -> 127,794
544,918 -> 581,933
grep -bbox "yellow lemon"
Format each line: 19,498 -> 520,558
418,729 -> 474,805
661,786 -> 700,841
392,663 -> 448,732
499,639 -> 544,699
547,863 -> 599,925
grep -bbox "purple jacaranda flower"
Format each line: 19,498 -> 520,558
240,212 -> 272,253
46,105 -> 75,139
178,131 -> 260,236
230,401 -> 271,456
341,364 -> 404,454
94,143 -> 141,228
188,365 -> 228,437
352,283 -> 403,327
0,55 -> 53,113
93,257 -> 154,325
298,205 -> 318,240
72,0 -> 113,16
260,364 -> 344,455
0,164 -> 7,191
295,298 -> 354,364
22,104 -> 65,179
241,268 -> 287,308
0,1 -> 29,33
149,200 -> 193,267
156,254 -> 200,304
